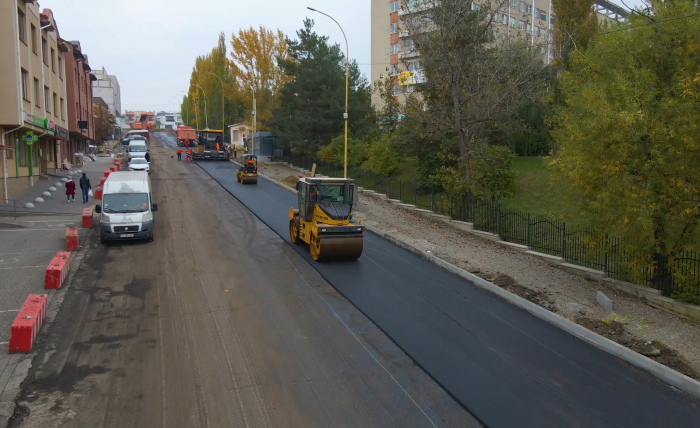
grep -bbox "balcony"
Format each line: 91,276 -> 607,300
399,49 -> 421,59
399,0 -> 439,16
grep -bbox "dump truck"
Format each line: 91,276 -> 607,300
289,177 -> 364,261
176,126 -> 196,147
237,155 -> 258,184
192,129 -> 228,160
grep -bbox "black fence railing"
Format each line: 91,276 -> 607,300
281,154 -> 700,304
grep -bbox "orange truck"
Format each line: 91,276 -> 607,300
176,126 -> 196,147
132,112 -> 155,131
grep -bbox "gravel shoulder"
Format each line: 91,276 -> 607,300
258,162 -> 700,379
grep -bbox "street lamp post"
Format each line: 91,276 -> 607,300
252,87 -> 256,156
193,84 -> 208,129
206,72 -> 225,132
307,7 -> 349,178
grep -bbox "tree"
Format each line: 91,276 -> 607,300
550,0 -> 700,292
93,103 -> 116,143
402,0 -> 548,196
270,19 -> 375,154
182,33 -> 242,130
551,0 -> 600,68
229,26 -> 290,129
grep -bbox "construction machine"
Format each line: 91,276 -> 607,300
192,129 -> 228,160
237,155 -> 258,184
289,177 -> 364,261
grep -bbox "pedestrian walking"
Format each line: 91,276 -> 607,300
177,148 -> 182,161
233,145 -> 237,159
65,178 -> 76,203
145,151 -> 151,162
79,172 -> 91,203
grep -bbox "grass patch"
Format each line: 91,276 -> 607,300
503,157 -> 575,218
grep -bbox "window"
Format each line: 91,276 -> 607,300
34,78 -> 40,106
404,38 -> 414,52
510,0 -> 517,7
550,14 -> 555,24
53,93 -> 58,116
60,97 -> 64,119
535,8 -> 540,18
16,138 -> 26,166
390,22 -> 398,34
44,86 -> 50,112
519,20 -> 525,31
21,69 -> 29,101
76,102 -> 79,118
541,10 -> 547,21
75,68 -> 78,84
18,9 -> 26,43
541,28 -> 547,38
392,85 -> 399,97
527,5 -> 532,15
527,24 -> 532,34
390,1 -> 399,13
520,2 -> 526,13
51,48 -> 56,72
502,14 -> 507,25
58,55 -> 63,79
42,37 -> 47,64
472,3 -> 479,11
31,24 -> 37,54
509,16 -> 516,28
405,85 -> 414,94
390,43 -> 399,54
233,130 -> 239,141
390,64 -> 399,75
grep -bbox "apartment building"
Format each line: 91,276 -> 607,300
92,66 -> 121,118
155,112 -> 183,130
63,39 -> 95,160
370,0 -> 628,108
0,2 -> 70,200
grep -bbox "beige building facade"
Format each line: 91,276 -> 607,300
370,0 -> 628,109
0,1 -> 70,201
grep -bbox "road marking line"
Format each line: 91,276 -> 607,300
0,342 -> 8,345
0,309 -> 20,313
279,250 -> 440,428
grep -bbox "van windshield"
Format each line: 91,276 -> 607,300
129,146 -> 147,153
103,193 -> 149,213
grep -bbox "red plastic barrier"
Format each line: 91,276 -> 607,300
45,251 -> 71,289
104,170 -> 111,178
9,294 -> 48,353
82,208 -> 93,228
114,158 -> 120,166
66,226 -> 79,251
109,166 -> 117,172
115,161 -> 121,170
94,186 -> 103,199
99,176 -> 106,186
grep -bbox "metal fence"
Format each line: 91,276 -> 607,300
280,154 -> 700,304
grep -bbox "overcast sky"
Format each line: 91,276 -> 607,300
39,0 -> 647,114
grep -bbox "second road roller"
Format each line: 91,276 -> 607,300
236,155 -> 258,184
289,177 -> 364,261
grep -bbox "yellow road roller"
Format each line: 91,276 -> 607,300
289,177 -> 364,261
236,155 -> 258,184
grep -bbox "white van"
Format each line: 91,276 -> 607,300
95,171 -> 158,243
128,140 -> 147,162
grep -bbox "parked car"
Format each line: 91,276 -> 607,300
128,158 -> 150,174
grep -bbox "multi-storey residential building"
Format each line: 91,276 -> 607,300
62,39 -> 95,161
155,112 -> 183,130
370,0 -> 628,108
0,3 -> 70,200
92,66 -> 121,118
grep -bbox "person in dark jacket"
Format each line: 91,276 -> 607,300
145,151 -> 151,162
79,172 -> 91,203
65,178 -> 76,203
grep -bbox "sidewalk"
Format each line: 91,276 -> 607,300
0,215 -> 93,424
0,156 -> 118,216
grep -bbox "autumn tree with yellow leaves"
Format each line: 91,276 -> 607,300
229,26 -> 291,129
550,0 -> 700,295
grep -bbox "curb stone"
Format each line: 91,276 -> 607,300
254,165 -> 700,401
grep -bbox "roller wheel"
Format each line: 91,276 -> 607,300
310,233 -> 321,261
289,218 -> 302,245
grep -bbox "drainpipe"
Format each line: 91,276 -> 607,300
2,126 -> 23,203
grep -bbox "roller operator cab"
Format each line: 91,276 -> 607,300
289,178 -> 364,261
237,155 -> 258,184
95,171 -> 158,243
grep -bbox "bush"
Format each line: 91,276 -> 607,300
362,134 -> 400,175
415,152 -> 444,193
317,134 -> 367,167
469,145 -> 516,201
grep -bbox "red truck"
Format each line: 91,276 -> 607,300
177,126 -> 196,147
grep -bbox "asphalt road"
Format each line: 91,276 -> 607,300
9,137 -> 478,428
195,157 -> 700,427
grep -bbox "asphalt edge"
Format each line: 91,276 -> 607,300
252,164 -> 700,401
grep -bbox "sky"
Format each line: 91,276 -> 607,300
39,0 -> 648,114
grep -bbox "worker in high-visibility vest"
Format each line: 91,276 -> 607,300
244,145 -> 249,154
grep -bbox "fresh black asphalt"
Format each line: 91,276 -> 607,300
197,160 -> 700,427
